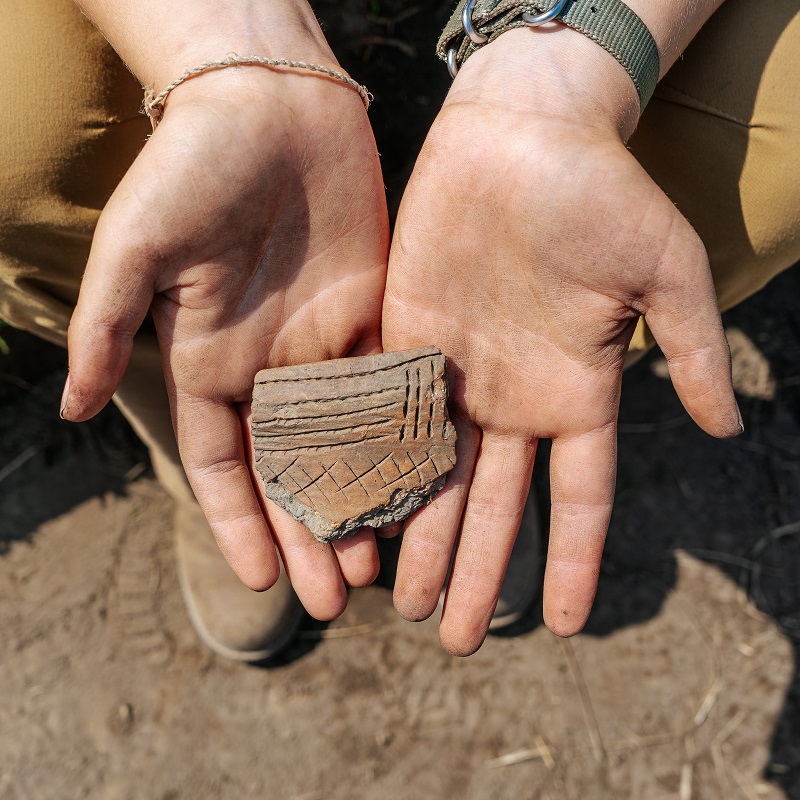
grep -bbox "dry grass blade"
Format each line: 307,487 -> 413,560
0,445 -> 40,484
666,575 -> 725,729
488,732 -> 674,770
711,711 -> 749,798
685,549 -> 763,571
533,734 -> 555,770
124,462 -> 147,483
714,709 -> 747,746
603,734 -> 674,753
0,371 -> 32,390
559,638 -> 605,763
486,748 -> 544,769
693,674 -> 724,728
711,744 -> 729,797
295,623 -> 378,640
747,521 -> 800,641
727,760 -> 764,800
680,761 -> 693,800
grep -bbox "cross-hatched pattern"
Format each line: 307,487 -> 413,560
251,347 -> 457,542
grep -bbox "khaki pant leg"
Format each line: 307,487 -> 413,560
0,0 -> 191,504
628,0 -> 800,355
115,341 -> 194,505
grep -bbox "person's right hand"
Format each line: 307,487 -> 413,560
383,27 -> 742,655
61,3 -> 390,621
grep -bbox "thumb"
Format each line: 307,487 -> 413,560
61,213 -> 155,422
643,227 -> 742,439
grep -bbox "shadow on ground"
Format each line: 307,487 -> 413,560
606,265 -> 800,798
0,330 -> 150,552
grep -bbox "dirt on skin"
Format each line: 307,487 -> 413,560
2,2 -> 800,798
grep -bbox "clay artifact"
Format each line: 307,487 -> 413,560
251,347 -> 457,543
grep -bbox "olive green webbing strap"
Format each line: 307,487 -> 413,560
438,0 -> 660,112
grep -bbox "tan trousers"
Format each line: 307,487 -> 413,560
1,0 -> 799,499
0,0 -> 191,502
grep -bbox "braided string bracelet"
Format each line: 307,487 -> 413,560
142,54 -> 373,129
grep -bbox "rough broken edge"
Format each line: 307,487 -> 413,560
260,474 -> 447,543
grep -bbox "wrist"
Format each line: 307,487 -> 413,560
77,0 -> 340,92
448,26 -> 640,141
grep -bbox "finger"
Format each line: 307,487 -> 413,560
376,522 -> 403,539
331,528 -> 380,588
542,424 -> 616,637
263,500 -> 349,621
644,231 -> 741,438
63,216 -> 154,421
172,392 -> 281,592
439,434 -> 536,657
393,417 -> 480,623
238,404 -> 349,619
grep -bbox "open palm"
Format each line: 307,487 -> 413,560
63,68 -> 390,619
384,84 -> 740,655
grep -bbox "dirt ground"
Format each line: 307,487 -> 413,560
3,3 -> 800,799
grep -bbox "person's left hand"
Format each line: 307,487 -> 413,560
382,29 -> 741,654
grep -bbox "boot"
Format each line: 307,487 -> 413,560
174,501 -> 304,662
489,487 -> 542,630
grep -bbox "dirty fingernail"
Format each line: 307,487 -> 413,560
377,522 -> 404,539
736,402 -> 744,434
60,372 -> 71,419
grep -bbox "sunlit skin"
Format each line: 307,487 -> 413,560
61,62 -> 390,619
383,27 -> 740,655
61,0 -> 738,653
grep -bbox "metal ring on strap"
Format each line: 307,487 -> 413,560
522,0 -> 569,27
438,0 -> 661,111
462,0 -> 489,44
446,46 -> 460,78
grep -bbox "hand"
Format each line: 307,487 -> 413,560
383,28 -> 741,655
61,59 -> 390,620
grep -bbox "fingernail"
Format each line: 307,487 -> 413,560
60,372 -> 70,419
736,402 -> 744,434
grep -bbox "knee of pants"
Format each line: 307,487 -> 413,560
628,0 -> 800,349
0,0 -> 148,341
